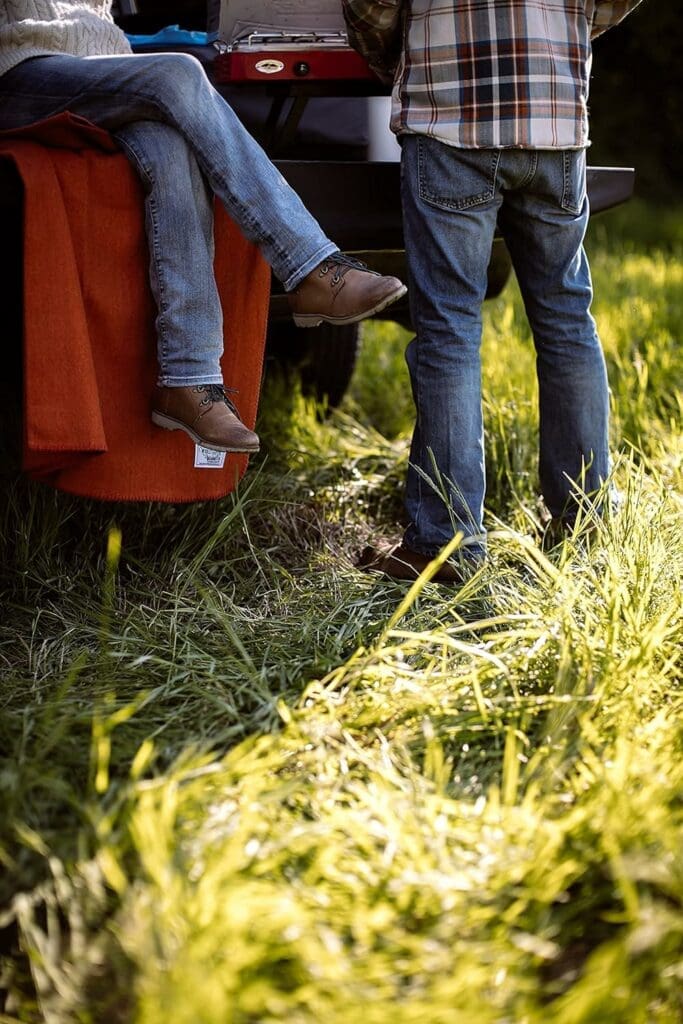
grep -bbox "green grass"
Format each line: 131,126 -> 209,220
1,206 -> 682,1023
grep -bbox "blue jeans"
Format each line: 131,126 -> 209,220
0,54 -> 337,385
400,136 -> 610,558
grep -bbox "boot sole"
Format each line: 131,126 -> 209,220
151,411 -> 260,453
292,284 -> 407,328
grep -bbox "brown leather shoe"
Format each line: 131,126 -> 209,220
357,543 -> 477,584
151,384 -> 259,453
537,507 -> 598,551
288,253 -> 407,327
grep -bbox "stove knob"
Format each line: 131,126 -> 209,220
293,61 -> 310,77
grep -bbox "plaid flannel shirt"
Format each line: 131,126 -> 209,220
342,0 -> 645,149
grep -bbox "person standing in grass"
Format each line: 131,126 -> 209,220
346,0 -> 645,582
0,1 -> 406,455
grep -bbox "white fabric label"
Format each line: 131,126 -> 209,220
194,444 -> 226,469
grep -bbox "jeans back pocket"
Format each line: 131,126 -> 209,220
559,149 -> 587,215
417,136 -> 500,212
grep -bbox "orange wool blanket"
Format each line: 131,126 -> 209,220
0,113 -> 269,502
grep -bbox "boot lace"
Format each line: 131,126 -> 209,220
196,384 -> 240,417
319,252 -> 371,286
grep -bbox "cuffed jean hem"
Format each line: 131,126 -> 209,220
281,241 -> 339,292
157,373 -> 224,387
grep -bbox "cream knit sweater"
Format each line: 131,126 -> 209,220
0,0 -> 132,79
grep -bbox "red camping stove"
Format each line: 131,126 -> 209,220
211,0 -> 376,82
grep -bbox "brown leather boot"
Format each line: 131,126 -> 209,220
357,543 -> 479,584
288,253 -> 406,327
151,384 -> 259,453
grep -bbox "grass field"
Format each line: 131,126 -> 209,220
1,203 -> 682,1023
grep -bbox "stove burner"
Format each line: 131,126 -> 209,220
229,29 -> 348,51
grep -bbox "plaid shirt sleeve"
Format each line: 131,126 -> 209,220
591,0 -> 645,38
341,0 -> 404,82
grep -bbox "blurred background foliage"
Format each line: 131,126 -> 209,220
589,2 -> 682,201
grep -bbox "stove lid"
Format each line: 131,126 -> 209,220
216,0 -> 346,45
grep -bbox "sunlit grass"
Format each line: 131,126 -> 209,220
0,206 -> 681,1022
